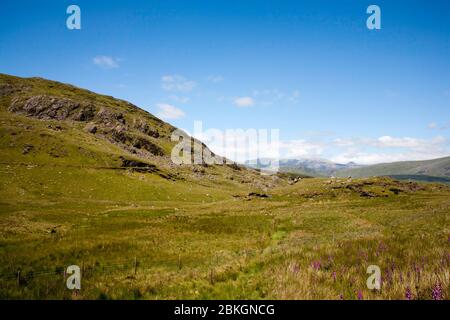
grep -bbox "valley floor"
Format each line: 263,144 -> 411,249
0,171 -> 449,300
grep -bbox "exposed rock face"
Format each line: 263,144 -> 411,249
7,94 -> 166,157
110,125 -> 129,144
0,83 -> 31,97
106,125 -> 165,156
119,156 -> 158,173
0,84 -> 17,97
9,95 -> 95,121
132,137 -> 164,156
134,119 -> 160,138
96,107 -> 125,125
3,81 -> 227,165
84,123 -> 97,134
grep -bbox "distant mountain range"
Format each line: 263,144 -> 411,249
245,158 -> 363,177
246,156 -> 450,184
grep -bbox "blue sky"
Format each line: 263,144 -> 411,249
1,0 -> 449,164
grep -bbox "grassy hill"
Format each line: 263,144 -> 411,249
335,157 -> 450,181
0,74 -> 449,300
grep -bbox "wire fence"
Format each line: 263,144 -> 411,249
0,249 -> 258,285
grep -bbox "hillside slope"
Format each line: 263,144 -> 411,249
0,73 -> 281,203
335,156 -> 450,181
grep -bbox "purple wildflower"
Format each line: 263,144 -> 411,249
432,282 -> 443,300
332,271 -> 337,282
311,260 -> 321,270
385,269 -> 393,284
357,291 -> 363,300
390,262 -> 396,272
339,293 -> 344,300
405,286 -> 412,300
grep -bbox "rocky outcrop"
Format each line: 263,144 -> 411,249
132,137 -> 164,156
84,123 -> 97,134
0,83 -> 31,97
9,95 -> 95,121
119,156 -> 158,173
134,119 -> 160,138
96,107 -> 125,125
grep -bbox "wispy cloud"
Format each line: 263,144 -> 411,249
234,96 -> 255,107
427,120 -> 450,130
221,88 -> 299,108
428,122 -> 438,129
161,75 -> 196,92
206,75 -> 224,83
92,56 -> 120,69
251,88 -> 300,105
156,103 -> 185,120
169,95 -> 190,104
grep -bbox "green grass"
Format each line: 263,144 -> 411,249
1,173 -> 449,299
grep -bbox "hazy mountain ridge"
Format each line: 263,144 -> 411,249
246,158 -> 364,177
247,156 -> 450,184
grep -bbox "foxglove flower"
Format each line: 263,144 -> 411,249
432,282 -> 443,300
405,286 -> 412,300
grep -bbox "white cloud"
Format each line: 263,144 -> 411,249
333,138 -> 357,147
376,136 -> 423,148
428,122 -> 438,129
169,95 -> 190,104
156,103 -> 185,120
207,75 -> 224,83
329,135 -> 450,164
234,96 -> 255,107
93,56 -> 120,69
280,140 -> 324,158
332,136 -> 447,150
374,135 -> 446,150
161,75 -> 196,92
